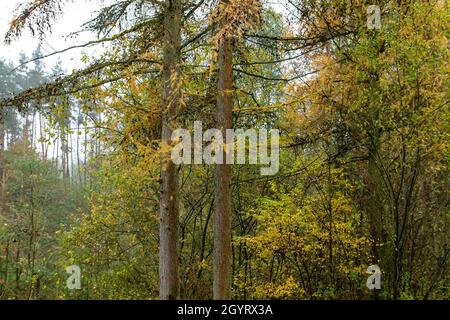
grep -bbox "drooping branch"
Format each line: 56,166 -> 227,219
5,0 -> 68,43
0,55 -> 159,110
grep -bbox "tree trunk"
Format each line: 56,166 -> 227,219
214,12 -> 234,299
23,112 -> 30,152
0,109 -> 5,202
39,112 -> 47,160
159,0 -> 181,300
77,113 -> 81,186
84,119 -> 87,184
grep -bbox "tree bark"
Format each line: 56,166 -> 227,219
159,0 -> 181,300
214,13 -> 234,299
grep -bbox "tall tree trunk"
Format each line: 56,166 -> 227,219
15,244 -> 20,299
31,111 -> 36,149
366,76 -> 384,298
55,130 -> 59,169
214,8 -> 234,299
23,112 -> 30,152
77,113 -> 82,186
70,129 -> 74,184
0,110 -> 4,151
84,119 -> 87,184
0,109 -> 5,202
159,0 -> 181,300
39,112 -> 47,160
61,134 -> 69,180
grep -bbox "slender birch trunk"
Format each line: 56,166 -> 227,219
159,0 -> 181,300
